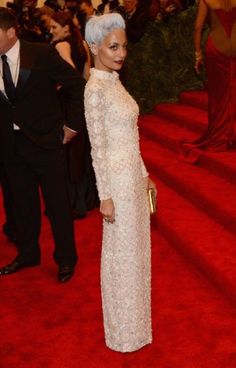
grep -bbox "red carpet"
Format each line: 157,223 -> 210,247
139,90 -> 236,305
1,91 -> 236,367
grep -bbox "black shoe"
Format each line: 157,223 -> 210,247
0,259 -> 40,275
58,266 -> 74,283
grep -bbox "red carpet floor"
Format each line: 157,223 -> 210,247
1,91 -> 236,367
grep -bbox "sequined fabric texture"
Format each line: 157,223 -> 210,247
84,68 -> 152,352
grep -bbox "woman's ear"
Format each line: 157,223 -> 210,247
90,43 -> 98,56
63,24 -> 70,35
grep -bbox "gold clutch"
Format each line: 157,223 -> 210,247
148,188 -> 157,214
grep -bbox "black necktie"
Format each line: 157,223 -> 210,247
1,54 -> 16,103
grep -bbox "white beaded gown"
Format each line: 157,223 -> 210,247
84,68 -> 152,352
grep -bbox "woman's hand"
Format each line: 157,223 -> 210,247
194,50 -> 203,74
194,56 -> 203,74
100,198 -> 115,224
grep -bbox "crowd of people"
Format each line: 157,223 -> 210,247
5,0 -> 196,44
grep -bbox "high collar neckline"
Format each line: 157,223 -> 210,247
90,68 -> 119,82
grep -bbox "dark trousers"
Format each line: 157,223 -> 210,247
4,132 -> 78,267
0,163 -> 15,232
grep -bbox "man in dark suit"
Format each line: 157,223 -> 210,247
124,0 -> 150,43
0,7 -> 85,282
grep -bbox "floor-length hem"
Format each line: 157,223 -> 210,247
106,338 -> 153,353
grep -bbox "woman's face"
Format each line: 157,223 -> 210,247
50,19 -> 69,42
94,28 -> 127,73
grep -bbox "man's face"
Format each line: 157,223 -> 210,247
79,2 -> 94,17
0,27 -> 16,54
124,0 -> 138,13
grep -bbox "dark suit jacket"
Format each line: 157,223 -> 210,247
126,8 -> 150,43
0,40 -> 86,161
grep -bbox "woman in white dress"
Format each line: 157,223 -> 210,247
84,13 -> 156,352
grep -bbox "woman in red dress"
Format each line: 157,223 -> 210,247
180,0 -> 236,163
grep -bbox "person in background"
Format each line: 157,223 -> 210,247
50,11 -> 90,78
123,0 -> 150,42
79,0 -> 97,19
50,11 -> 98,218
0,7 -> 85,282
38,6 -> 55,42
65,0 -> 79,12
42,0 -> 61,12
155,0 -> 182,21
63,0 -> 87,36
64,0 -> 80,28
18,7 -> 51,42
84,13 -> 156,352
180,0 -> 236,163
97,0 -> 126,16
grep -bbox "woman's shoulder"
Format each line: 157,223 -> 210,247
85,75 -> 108,106
85,76 -> 104,94
55,40 -> 71,53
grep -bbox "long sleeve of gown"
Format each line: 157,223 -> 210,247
84,84 -> 111,201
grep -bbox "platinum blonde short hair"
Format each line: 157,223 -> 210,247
85,13 -> 126,46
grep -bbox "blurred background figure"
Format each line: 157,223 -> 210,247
97,0 -> 126,16
38,4 -> 55,41
6,0 -> 54,41
180,0 -> 236,163
50,10 -> 90,79
123,0 -> 150,42
50,11 -> 99,218
64,0 -> 87,36
155,0 -> 182,21
78,0 -> 97,19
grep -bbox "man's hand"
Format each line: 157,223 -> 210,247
62,125 -> 77,144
